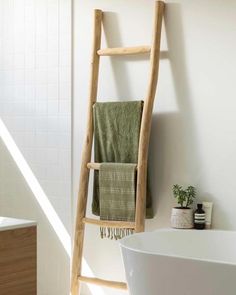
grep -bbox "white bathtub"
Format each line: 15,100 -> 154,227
120,229 -> 236,295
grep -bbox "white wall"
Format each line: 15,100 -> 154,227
73,1 -> 236,294
0,0 -> 71,294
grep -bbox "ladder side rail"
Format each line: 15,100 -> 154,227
135,1 -> 165,232
71,9 -> 103,295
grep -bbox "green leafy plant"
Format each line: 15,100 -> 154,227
172,184 -> 196,208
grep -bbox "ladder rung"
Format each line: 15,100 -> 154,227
83,217 -> 136,229
78,276 -> 127,290
87,162 -> 100,170
97,46 -> 151,56
87,162 -> 137,170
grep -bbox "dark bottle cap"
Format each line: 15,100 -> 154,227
197,203 -> 203,209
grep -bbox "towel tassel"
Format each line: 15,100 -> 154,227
100,227 -> 134,240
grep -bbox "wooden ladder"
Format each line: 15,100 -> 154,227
71,2 -> 165,294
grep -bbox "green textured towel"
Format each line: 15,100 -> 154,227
92,101 -> 153,218
99,163 -> 136,239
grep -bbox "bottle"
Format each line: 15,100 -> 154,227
202,202 -> 213,229
194,204 -> 205,229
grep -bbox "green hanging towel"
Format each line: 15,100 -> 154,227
92,101 -> 153,220
99,163 -> 136,240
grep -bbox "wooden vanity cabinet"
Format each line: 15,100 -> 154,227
0,226 -> 37,295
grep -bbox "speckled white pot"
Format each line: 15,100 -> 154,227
171,208 -> 194,229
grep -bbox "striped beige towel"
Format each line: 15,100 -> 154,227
99,162 -> 136,240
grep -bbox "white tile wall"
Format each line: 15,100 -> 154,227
0,0 -> 71,230
0,0 -> 71,294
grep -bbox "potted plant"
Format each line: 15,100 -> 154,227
171,184 -> 196,229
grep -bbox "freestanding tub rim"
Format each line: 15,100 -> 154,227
119,228 -> 236,266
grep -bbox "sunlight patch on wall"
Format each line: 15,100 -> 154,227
0,118 -> 105,295
0,118 -> 71,255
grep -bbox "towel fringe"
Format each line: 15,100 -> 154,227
100,227 -> 134,240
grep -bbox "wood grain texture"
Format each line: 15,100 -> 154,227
78,276 -> 127,290
71,9 -> 103,295
0,226 -> 36,295
83,217 -> 135,229
135,1 -> 165,232
97,46 -> 151,56
87,162 -> 101,170
87,162 -> 137,170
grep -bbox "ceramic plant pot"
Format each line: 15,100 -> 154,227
171,207 -> 194,229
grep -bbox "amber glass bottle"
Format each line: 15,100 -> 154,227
194,204 -> 205,229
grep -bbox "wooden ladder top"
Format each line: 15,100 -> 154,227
71,2 -> 165,294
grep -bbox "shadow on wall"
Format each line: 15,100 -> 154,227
148,2 -> 232,229
102,3 -> 202,220
102,12 -> 169,100
102,12 -> 130,99
148,3 -> 202,221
